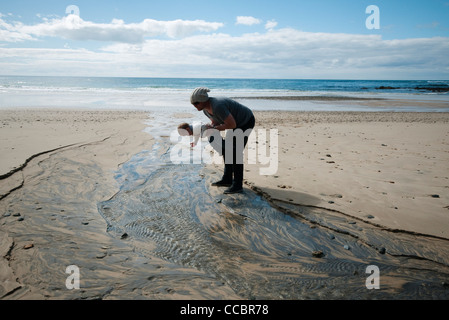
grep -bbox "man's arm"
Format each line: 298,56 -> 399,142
213,114 -> 236,131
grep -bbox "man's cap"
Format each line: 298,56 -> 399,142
190,87 -> 211,104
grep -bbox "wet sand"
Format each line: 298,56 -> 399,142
1,108 -> 449,300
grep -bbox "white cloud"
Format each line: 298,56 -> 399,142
1,27 -> 449,79
265,20 -> 278,30
0,14 -> 224,43
0,16 -> 34,42
101,29 -> 449,78
236,16 -> 261,26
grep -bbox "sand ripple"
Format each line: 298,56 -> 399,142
98,137 -> 449,299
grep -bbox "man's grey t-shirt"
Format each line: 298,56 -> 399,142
203,97 -> 253,128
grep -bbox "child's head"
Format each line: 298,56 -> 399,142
178,123 -> 192,136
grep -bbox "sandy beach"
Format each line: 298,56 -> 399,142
1,107 -> 449,300
245,111 -> 449,238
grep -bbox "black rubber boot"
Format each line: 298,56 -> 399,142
224,164 -> 243,194
224,184 -> 243,194
212,164 -> 233,187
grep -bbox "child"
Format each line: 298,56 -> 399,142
177,122 -> 208,147
177,122 -> 224,156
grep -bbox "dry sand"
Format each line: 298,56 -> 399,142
1,108 -> 449,300
245,111 -> 449,239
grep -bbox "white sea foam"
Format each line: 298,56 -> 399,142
0,76 -> 448,111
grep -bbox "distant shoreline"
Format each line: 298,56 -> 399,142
1,76 -> 448,112
231,96 -> 386,101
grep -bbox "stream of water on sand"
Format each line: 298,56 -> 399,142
97,115 -> 449,299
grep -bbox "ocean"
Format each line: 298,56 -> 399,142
1,76 -> 448,112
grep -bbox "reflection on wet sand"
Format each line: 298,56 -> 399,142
99,137 -> 449,299
2,109 -> 449,300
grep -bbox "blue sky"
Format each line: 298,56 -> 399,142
1,0 -> 449,79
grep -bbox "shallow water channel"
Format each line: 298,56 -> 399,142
97,127 -> 449,300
